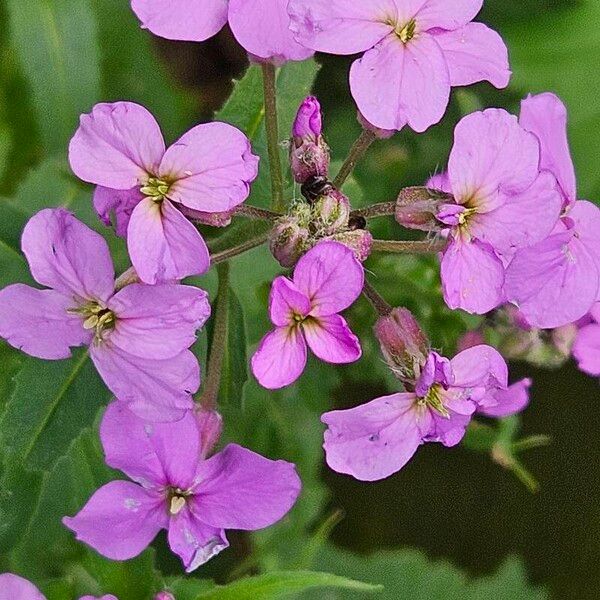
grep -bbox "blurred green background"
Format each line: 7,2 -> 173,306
0,1 -> 599,599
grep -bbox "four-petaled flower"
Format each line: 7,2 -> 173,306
252,241 -> 364,389
0,209 -> 211,421
63,403 -> 301,573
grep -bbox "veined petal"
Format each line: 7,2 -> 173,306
570,200 -> 600,283
69,102 -> 164,189
303,314 -> 362,364
269,276 -> 311,327
93,186 -> 143,238
478,378 -> 532,418
450,344 -> 508,390
411,0 -> 483,31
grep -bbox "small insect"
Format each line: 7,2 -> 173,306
348,215 -> 367,230
300,175 -> 334,202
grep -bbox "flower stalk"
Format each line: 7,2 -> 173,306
362,279 -> 392,316
371,239 -> 447,254
333,128 -> 377,188
210,232 -> 270,266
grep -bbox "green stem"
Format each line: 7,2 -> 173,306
199,263 -> 230,410
333,128 -> 377,188
210,232 -> 270,266
351,201 -> 396,220
235,204 -> 282,221
362,279 -> 392,316
371,239 -> 447,254
262,62 -> 285,212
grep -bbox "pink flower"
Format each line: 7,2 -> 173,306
63,403 -> 301,573
434,108 -> 562,314
322,345 -> 511,481
0,573 -> 116,600
69,102 -> 259,284
131,0 -> 313,64
0,209 -> 211,422
252,242 -> 363,389
288,0 -> 510,132
573,303 -> 600,376
504,94 -> 600,328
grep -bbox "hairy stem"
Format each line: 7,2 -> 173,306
210,232 -> 270,266
333,128 -> 377,188
371,239 -> 447,254
235,204 -> 282,221
351,201 -> 397,220
362,279 -> 392,316
262,62 -> 285,212
200,263 -> 230,410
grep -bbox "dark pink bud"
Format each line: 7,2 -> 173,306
374,308 -> 429,382
357,111 -> 395,140
196,407 -> 223,458
180,206 -> 234,228
395,186 -> 448,232
293,96 -> 322,139
312,189 -> 351,235
154,593 -> 175,600
330,229 -> 373,263
269,216 -> 310,267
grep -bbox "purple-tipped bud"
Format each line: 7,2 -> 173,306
395,187 -> 448,232
312,189 -> 351,235
290,97 -> 330,184
357,111 -> 395,140
269,216 -> 310,268
180,206 -> 234,228
154,592 -> 175,600
374,308 -> 429,383
196,407 -> 223,459
331,229 -> 373,263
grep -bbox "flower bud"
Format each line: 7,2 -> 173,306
196,407 -> 223,459
180,206 -> 234,228
395,186 -> 448,232
312,189 -> 351,235
269,216 -> 309,268
357,111 -> 395,140
330,229 -> 373,263
154,592 -> 175,600
374,308 -> 429,382
293,96 -> 322,140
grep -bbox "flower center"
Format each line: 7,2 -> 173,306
418,383 -> 450,418
140,177 -> 171,202
69,301 -> 116,343
167,488 -> 191,516
395,19 -> 417,43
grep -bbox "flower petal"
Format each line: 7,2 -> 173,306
93,186 -> 143,238
269,276 -> 311,327
69,102 -> 164,189
573,324 -> 600,376
440,238 -> 505,314
160,122 -> 259,212
433,23 -> 510,88
127,198 -> 210,285
413,0 -> 483,31
478,378 -> 532,418
108,283 -> 210,360
0,574 -> 45,600
90,344 -> 197,422
350,33 -> 450,132
450,344 -> 508,390
293,241 -> 364,316
251,326 -> 308,389
570,200 -> 600,290
22,209 -> 115,302
168,507 -> 228,573
303,314 -> 362,364
193,444 -> 301,530
63,481 -> 167,560
287,0 -> 395,55
322,393 -> 428,481
0,285 -> 90,359
131,0 -> 228,42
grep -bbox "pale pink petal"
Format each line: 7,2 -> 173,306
322,393 -> 430,481
269,276 -> 311,327
433,23 -> 510,88
573,324 -> 600,377
570,201 -> 600,281
94,186 -> 143,238
520,93 -> 577,206
131,0 -> 228,42
63,481 -> 167,560
90,344 -> 197,422
505,227 -> 600,329
251,326 -> 307,389
450,344 -> 508,390
108,283 -> 210,360
427,171 -> 451,193
159,122 -> 259,212
293,241 -> 364,316
192,444 -> 301,530
479,378 -> 532,418
350,33 -> 450,132
69,102 -> 164,189
0,285 -> 90,359
303,314 -> 361,364
229,0 -> 314,63
440,238 -> 505,314
0,574 -> 45,600
412,0 -> 483,31
127,198 -> 210,285
167,507 -> 228,573
287,0 -> 396,55
448,109 -> 539,205
469,171 -> 563,254
22,209 -> 115,302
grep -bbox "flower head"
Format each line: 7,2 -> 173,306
69,102 -> 259,284
63,403 -> 301,573
289,0 -> 511,132
0,573 -> 116,600
0,209 -> 211,421
252,242 -> 363,389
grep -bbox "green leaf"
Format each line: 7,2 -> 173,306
163,578 -> 216,600
5,0 -> 100,154
195,571 -> 382,600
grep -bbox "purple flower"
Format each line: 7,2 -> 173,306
69,102 -> 259,284
435,108 -> 563,314
504,94 -> 600,328
322,345 -> 509,481
573,303 -> 600,376
252,241 -> 363,389
63,403 -> 301,573
288,0 -> 510,132
477,378 -> 532,418
131,0 -> 313,64
0,209 -> 210,421
0,573 -> 116,600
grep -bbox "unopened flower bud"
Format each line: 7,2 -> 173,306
269,216 -> 309,268
357,112 -> 395,140
374,308 -> 429,382
395,186 -> 448,232
312,189 -> 350,235
180,206 -> 234,228
330,229 -> 373,263
196,407 -> 223,458
290,97 -> 330,184
154,592 -> 175,600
